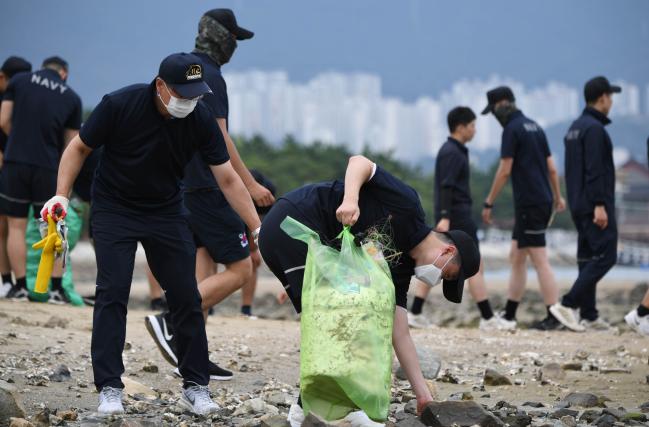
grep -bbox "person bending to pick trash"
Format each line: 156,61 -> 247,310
258,155 -> 480,426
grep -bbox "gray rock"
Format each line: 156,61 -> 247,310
553,401 -> 570,409
564,392 -> 600,408
33,408 -> 50,427
109,420 -> 150,427
264,392 -> 293,407
559,415 -> 576,427
541,363 -> 566,381
8,419 -> 34,427
561,362 -> 582,371
396,415 -> 426,427
521,402 -> 544,408
502,414 -> 532,427
602,408 -> 626,420
0,380 -> 26,426
302,413 -> 337,427
447,392 -> 473,401
550,409 -> 579,419
639,402 -> 649,413
260,414 -> 290,427
580,409 -> 602,423
405,399 -> 418,415
396,349 -> 441,380
593,414 -> 617,427
436,371 -> 459,384
49,364 -> 71,382
419,401 -> 504,427
483,369 -> 512,386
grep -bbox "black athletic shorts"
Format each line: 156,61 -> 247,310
512,203 -> 552,248
0,162 -> 56,218
184,189 -> 250,264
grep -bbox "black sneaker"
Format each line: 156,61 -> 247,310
6,285 -> 29,301
150,297 -> 168,311
48,289 -> 71,305
82,295 -> 96,306
173,360 -> 233,381
530,315 -> 564,331
145,313 -> 178,366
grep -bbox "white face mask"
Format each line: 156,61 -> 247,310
158,81 -> 199,118
414,254 -> 451,288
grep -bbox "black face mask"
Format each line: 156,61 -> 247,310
493,104 -> 518,127
194,15 -> 238,66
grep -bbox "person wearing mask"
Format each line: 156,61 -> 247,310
408,107 -> 502,330
481,86 -> 566,331
551,77 -> 621,332
0,56 -> 81,303
145,9 -> 274,381
0,56 -> 31,297
41,52 -> 261,415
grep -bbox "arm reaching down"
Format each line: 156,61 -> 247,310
0,100 -> 13,136
336,155 -> 375,225
56,135 -> 93,198
546,156 -> 565,212
393,307 -> 433,415
210,161 -> 261,232
482,158 -> 513,224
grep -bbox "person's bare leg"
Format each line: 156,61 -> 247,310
642,289 -> 649,309
7,217 -> 27,278
467,260 -> 487,302
146,265 -> 164,300
527,246 -> 559,306
507,240 -> 528,302
414,280 -> 432,300
241,249 -> 261,314
195,248 -> 217,320
196,249 -> 252,318
0,215 -> 11,278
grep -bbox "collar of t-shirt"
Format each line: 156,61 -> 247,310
448,137 -> 468,153
504,109 -> 524,127
39,68 -> 63,83
583,106 -> 611,126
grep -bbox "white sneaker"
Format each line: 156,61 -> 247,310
343,410 -> 385,426
97,386 -> 124,415
479,315 -> 503,331
407,312 -> 431,329
495,311 -> 517,331
287,404 -> 305,427
580,317 -> 616,332
0,282 -> 12,298
549,303 -> 585,332
624,309 -> 649,337
179,384 -> 219,416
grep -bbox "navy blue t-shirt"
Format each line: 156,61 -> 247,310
183,52 -> 228,190
80,81 -> 229,213
0,90 -> 6,153
282,166 -> 433,305
3,69 -> 82,170
500,111 -> 553,207
434,137 -> 472,221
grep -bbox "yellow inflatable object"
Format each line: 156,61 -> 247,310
32,216 -> 64,294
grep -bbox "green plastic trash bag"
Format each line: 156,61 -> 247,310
26,202 -> 85,306
281,216 -> 395,422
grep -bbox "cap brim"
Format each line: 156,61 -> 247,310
442,270 -> 465,304
609,85 -> 622,93
171,81 -> 212,98
234,26 -> 254,40
481,104 -> 492,115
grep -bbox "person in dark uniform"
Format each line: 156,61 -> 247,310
40,52 -> 261,415
481,86 -> 567,331
258,155 -> 481,424
0,56 -> 32,297
0,56 -> 81,303
551,77 -> 621,332
145,9 -> 273,382
408,107 -> 501,330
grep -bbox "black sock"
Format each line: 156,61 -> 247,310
411,297 -> 425,315
51,277 -> 63,291
15,277 -> 27,289
638,304 -> 649,317
504,299 -> 519,321
546,305 -> 557,320
241,305 -> 252,316
1,273 -> 13,285
476,300 -> 494,320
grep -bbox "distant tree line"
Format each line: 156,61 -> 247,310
236,135 -> 575,230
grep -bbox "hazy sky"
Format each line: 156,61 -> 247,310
2,0 -> 648,107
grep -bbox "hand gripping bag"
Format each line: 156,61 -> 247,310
281,216 -> 395,422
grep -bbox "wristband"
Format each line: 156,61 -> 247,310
483,202 -> 493,209
251,227 -> 261,242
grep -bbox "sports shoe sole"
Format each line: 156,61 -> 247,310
173,367 -> 233,381
144,315 -> 178,366
549,305 -> 585,332
97,407 -> 125,416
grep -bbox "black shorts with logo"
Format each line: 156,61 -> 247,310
183,189 -> 250,265
0,162 -> 57,218
512,203 -> 552,248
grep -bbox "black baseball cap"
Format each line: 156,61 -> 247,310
441,229 -> 480,303
204,9 -> 254,40
158,53 -> 212,99
584,76 -> 621,104
42,56 -> 68,71
1,56 -> 32,78
481,86 -> 515,115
